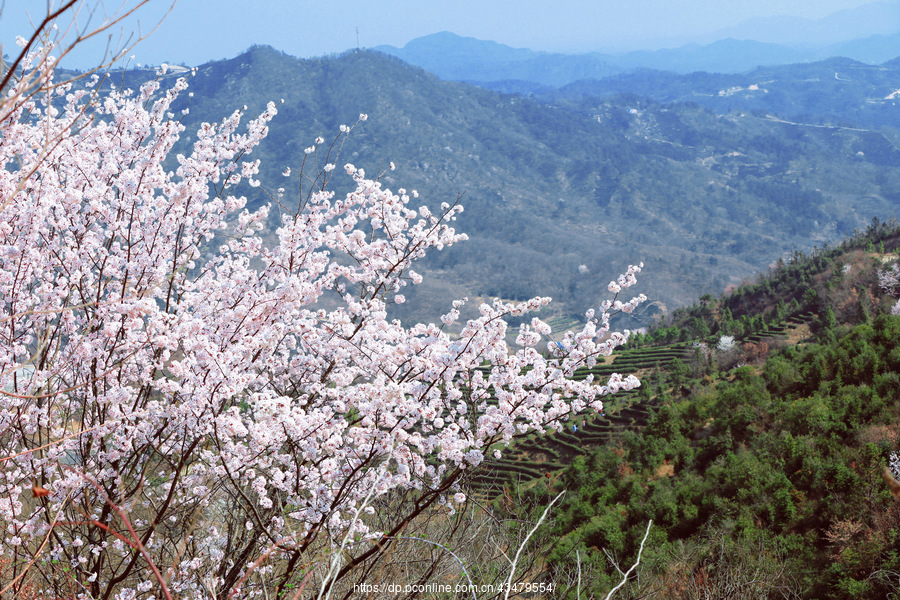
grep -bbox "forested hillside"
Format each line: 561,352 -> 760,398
109,46 -> 900,326
478,221 -> 900,599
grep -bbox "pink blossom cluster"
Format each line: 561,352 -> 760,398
0,46 -> 645,598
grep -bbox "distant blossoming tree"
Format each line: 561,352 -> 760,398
879,262 -> 900,297
0,15 -> 645,600
716,335 -> 736,352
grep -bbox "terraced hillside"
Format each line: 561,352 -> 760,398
485,229 -> 900,598
463,342 -> 692,501
464,311 -> 819,502
740,310 -> 817,344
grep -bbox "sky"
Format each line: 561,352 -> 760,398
0,0 -> 894,69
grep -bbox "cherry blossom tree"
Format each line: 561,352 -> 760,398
879,262 -> 900,297
0,16 -> 646,600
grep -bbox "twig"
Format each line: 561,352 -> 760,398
0,426 -> 100,462
504,491 -> 565,600
317,486 -> 379,600
385,535 -> 478,600
603,520 -> 652,600
576,549 -> 582,600
0,493 -> 71,597
80,473 -> 174,600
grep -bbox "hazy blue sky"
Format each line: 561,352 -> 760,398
0,0 -> 893,68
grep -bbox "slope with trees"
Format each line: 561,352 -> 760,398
507,222 -> 900,599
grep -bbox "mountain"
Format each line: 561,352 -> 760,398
115,46 -> 900,325
374,24 -> 900,88
373,32 -> 621,87
373,33 -> 812,84
604,39 -> 812,75
706,0 -> 900,46
540,56 -> 900,132
826,31 -> 900,64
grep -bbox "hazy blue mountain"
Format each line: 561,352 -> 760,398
605,39 -> 812,75
826,31 -> 900,64
373,32 -> 811,83
373,32 -> 621,87
115,47 -> 900,323
375,31 -> 537,73
706,0 -> 900,46
374,24 -> 900,88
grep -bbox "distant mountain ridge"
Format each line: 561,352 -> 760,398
704,0 -> 900,46
374,32 -> 621,88
373,24 -> 900,87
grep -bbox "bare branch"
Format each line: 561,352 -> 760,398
604,520 -> 652,600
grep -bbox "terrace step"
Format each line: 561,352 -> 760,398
463,342 -> 692,502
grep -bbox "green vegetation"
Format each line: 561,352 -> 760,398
640,218 -> 900,347
469,225 -> 900,598
527,315 -> 900,598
